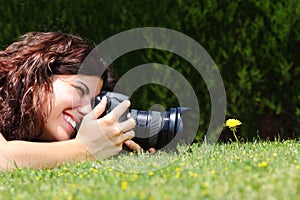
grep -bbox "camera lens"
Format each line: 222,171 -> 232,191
130,107 -> 189,150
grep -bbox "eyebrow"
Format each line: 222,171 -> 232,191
76,80 -> 90,95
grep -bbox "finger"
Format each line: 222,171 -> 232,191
124,140 -> 143,153
117,118 -> 136,133
148,148 -> 156,153
85,96 -> 107,119
118,130 -> 135,143
108,100 -> 131,121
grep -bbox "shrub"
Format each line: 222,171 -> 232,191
0,0 -> 299,140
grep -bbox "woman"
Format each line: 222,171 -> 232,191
0,32 -> 140,170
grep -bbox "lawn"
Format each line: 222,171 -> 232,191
0,140 -> 299,200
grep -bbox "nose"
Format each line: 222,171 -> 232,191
78,104 -> 92,115
77,98 -> 92,116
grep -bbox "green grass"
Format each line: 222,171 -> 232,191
1,140 -> 300,200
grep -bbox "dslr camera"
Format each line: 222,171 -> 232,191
93,91 -> 189,150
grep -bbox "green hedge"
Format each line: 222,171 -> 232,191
1,0 -> 299,140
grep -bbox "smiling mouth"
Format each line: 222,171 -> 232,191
64,115 -> 76,129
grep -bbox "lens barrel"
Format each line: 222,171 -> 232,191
130,107 -> 188,150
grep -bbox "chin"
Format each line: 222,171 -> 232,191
42,128 -> 74,141
55,132 -> 74,141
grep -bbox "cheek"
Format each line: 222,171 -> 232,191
43,93 -> 72,120
52,80 -> 75,105
53,88 -> 75,106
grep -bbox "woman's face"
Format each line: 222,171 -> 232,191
38,75 -> 103,141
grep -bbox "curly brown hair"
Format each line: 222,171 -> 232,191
0,32 -> 114,141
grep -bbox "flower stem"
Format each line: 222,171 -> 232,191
232,129 -> 239,143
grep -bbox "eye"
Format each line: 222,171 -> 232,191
74,85 -> 85,96
72,80 -> 90,97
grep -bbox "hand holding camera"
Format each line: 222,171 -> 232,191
93,91 -> 189,150
76,96 -> 136,159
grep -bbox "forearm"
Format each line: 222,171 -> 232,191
0,139 -> 94,170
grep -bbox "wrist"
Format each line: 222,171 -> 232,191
71,138 -> 95,161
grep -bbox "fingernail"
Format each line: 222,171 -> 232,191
125,140 -> 131,145
124,100 -> 131,106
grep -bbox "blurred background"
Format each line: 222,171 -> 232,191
0,0 -> 299,142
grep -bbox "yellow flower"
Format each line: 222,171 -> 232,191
201,182 -> 209,188
121,181 -> 127,190
148,171 -> 154,176
258,161 -> 268,167
175,172 -> 180,179
225,119 -> 242,128
225,119 -> 242,143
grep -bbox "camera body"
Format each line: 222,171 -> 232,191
93,91 -> 188,150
